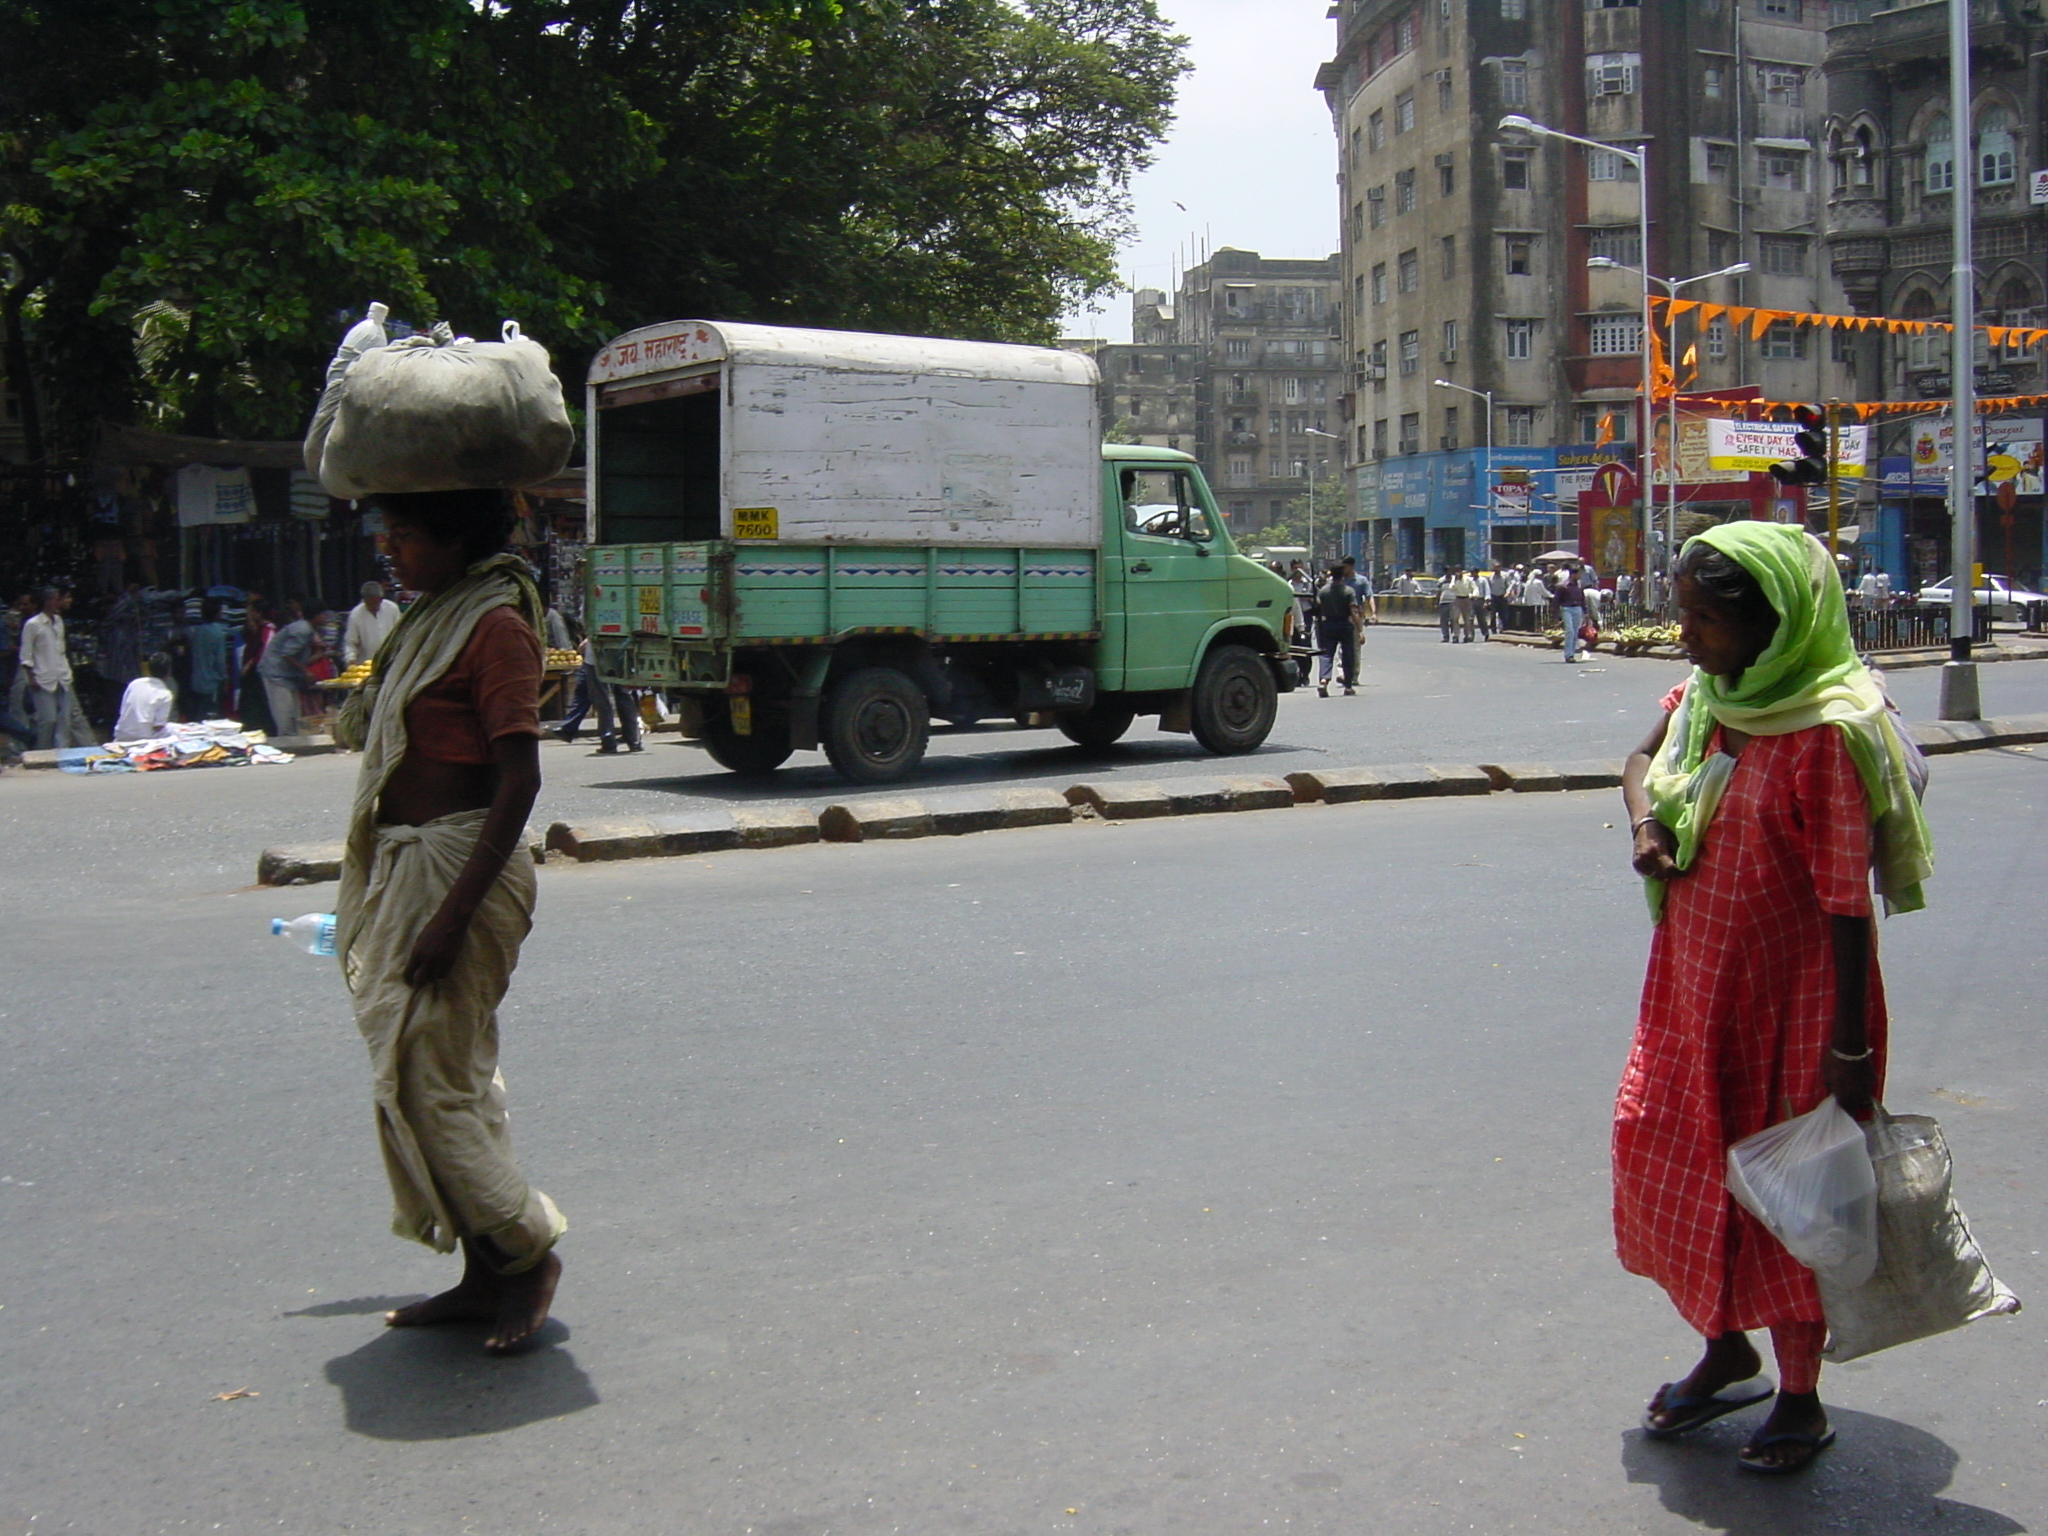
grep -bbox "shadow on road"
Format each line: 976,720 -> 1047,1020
323,1320 -> 598,1439
1621,1409 -> 2025,1535
282,1294 -> 417,1318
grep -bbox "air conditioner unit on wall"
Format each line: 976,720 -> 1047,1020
1439,348 -> 1458,363
1364,365 -> 1387,381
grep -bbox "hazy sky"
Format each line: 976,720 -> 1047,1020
1066,0 -> 1342,342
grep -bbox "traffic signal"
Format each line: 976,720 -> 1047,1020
1769,406 -> 1829,486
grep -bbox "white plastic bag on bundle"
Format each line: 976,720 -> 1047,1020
1819,1109 -> 2020,1362
1726,1098 -> 1879,1287
304,310 -> 573,498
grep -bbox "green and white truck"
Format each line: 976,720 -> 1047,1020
584,320 -> 1301,784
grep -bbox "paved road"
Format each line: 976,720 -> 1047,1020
12,625 -> 2048,892
3,745 -> 2042,1534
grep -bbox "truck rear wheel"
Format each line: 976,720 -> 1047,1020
1190,643 -> 1276,755
700,702 -> 793,776
822,666 -> 930,784
1056,697 -> 1136,750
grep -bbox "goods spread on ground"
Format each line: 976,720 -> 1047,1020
59,721 -> 296,774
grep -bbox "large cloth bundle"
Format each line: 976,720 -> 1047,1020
305,306 -> 574,498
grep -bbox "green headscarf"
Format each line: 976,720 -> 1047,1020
1642,522 -> 1932,919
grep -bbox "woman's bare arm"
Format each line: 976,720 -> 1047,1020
1823,914 -> 1876,1116
403,732 -> 542,988
1621,711 -> 1681,880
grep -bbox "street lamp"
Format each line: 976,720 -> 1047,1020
1432,379 -> 1493,569
1588,257 -> 1749,604
1499,114 -> 1653,590
1304,426 -> 1341,564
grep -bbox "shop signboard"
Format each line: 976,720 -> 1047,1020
1894,416 -> 2044,492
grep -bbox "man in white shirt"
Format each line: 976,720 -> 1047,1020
1857,568 -> 1884,608
343,581 -> 401,667
21,588 -> 89,749
113,652 -> 176,742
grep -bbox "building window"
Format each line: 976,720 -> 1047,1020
1703,66 -> 1723,99
1398,412 -> 1421,455
1586,0 -> 1641,8
1373,419 -> 1389,458
1230,500 -> 1251,523
1440,234 -> 1457,278
1923,113 -> 1954,193
1586,52 -> 1641,98
1367,185 -> 1386,227
1587,148 -> 1639,182
1398,13 -> 1419,52
1396,92 -> 1416,134
1756,66 -> 1805,107
1442,406 -> 1460,451
1395,169 -> 1416,213
1588,314 -> 1644,355
1371,263 -> 1388,304
1290,457 -> 1309,479
1268,410 -> 1283,433
1437,69 -> 1454,112
1398,249 -> 1419,293
1502,0 -> 1526,15
1830,327 -> 1858,364
1588,226 -> 1641,266
1704,143 -> 1734,185
1501,149 -> 1532,190
1268,454 -> 1282,477
1438,154 -> 1455,197
1705,317 -> 1728,359
1761,320 -> 1807,360
1760,0 -> 1802,20
1977,104 -> 2015,185
1502,406 -> 1538,447
1399,330 -> 1420,375
1759,149 -> 1808,191
1353,274 -> 1366,314
1504,319 -> 1534,359
1226,337 -> 1251,358
1368,110 -> 1385,152
1760,235 -> 1807,275
1441,319 -> 1459,359
1504,235 -> 1534,275
1573,404 -> 1602,442
1228,454 -> 1251,480
1500,59 -> 1528,108
1706,228 -> 1739,268
1283,376 -> 1303,403
1350,126 -> 1363,166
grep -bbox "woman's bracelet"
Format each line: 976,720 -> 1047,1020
1830,1043 -> 1874,1062
1630,815 -> 1660,837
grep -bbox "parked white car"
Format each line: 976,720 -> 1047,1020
1915,574 -> 2048,623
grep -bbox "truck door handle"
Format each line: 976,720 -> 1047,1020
1130,562 -> 1153,574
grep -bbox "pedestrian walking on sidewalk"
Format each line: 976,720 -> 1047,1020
1312,566 -> 1359,696
1436,569 -> 1456,642
1449,568 -> 1479,643
1554,566 -> 1586,662
1617,524 -> 1932,1476
333,487 -> 565,1354
22,588 -> 90,749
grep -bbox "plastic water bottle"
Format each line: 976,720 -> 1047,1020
271,913 -> 337,956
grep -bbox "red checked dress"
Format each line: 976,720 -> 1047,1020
1614,688 -> 1888,1336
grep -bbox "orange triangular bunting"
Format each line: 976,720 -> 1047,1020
1749,308 -> 1780,340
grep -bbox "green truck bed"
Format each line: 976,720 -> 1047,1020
590,542 -> 1101,666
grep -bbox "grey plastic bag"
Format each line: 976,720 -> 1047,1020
1819,1109 -> 2020,1363
305,313 -> 573,498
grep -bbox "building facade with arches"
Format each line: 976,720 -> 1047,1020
1822,2 -> 2047,589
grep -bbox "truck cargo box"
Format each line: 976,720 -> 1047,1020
587,321 -> 1101,549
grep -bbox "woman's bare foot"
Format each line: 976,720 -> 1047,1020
483,1250 -> 562,1355
1644,1331 -> 1765,1433
384,1273 -> 495,1329
1740,1389 -> 1833,1472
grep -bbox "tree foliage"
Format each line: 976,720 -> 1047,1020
1,0 -> 1185,456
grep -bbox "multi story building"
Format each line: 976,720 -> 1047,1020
1092,248 -> 1345,540
1318,0 -> 1860,578
1822,0 -> 2046,588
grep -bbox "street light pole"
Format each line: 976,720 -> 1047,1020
1433,379 -> 1493,568
1588,257 -> 1750,605
1939,0 -> 1980,720
1305,426 -> 1341,569
1500,116 -> 1653,592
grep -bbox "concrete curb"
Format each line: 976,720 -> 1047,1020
246,714 -> 2048,880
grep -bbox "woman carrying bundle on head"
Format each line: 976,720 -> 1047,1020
333,487 -> 566,1354
1615,522 -> 1932,1475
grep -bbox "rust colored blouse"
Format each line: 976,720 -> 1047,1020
402,605 -> 542,765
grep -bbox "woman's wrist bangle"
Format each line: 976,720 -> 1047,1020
1830,1043 -> 1874,1062
1630,815 -> 1659,837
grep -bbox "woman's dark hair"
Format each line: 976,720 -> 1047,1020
1676,540 -> 1780,643
373,488 -> 516,564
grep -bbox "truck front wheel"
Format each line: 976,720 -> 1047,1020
700,701 -> 794,776
1056,697 -> 1136,750
822,666 -> 930,783
1190,644 -> 1277,755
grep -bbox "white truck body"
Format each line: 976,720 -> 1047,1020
586,319 -> 1101,547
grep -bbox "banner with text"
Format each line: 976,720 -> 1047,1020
1704,419 -> 1870,477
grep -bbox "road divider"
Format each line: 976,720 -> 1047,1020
248,715 -> 2048,881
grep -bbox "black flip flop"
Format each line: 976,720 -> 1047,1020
1737,1426 -> 1836,1474
1641,1376 -> 1776,1439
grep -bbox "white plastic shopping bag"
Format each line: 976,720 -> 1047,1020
1726,1098 -> 1878,1287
